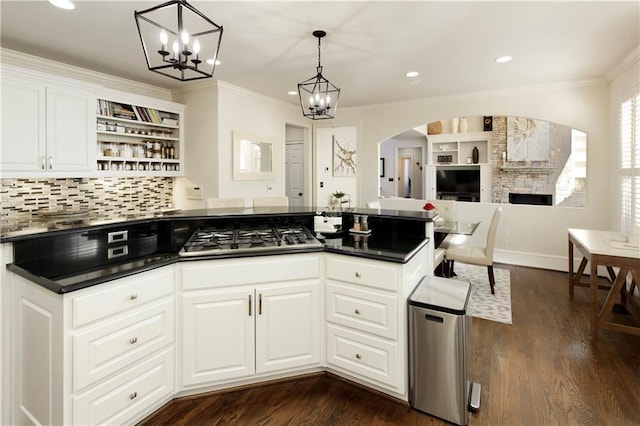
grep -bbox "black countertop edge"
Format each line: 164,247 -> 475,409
177,246 -> 326,261
1,207 -> 435,242
6,237 -> 428,294
323,238 -> 429,263
7,254 -> 179,294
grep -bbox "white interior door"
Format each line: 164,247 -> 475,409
285,143 -> 304,207
397,156 -> 414,198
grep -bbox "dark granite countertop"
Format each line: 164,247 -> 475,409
4,207 -> 433,294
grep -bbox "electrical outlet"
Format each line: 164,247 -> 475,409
186,186 -> 203,200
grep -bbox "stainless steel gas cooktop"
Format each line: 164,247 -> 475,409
179,226 -> 323,257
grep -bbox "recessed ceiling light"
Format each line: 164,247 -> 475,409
405,71 -> 419,78
48,0 -> 75,10
495,56 -> 513,63
288,91 -> 297,96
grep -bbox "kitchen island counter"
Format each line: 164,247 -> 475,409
4,208 -> 433,294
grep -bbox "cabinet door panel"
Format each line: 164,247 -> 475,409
182,288 -> 255,386
256,282 -> 321,374
1,78 -> 46,171
46,86 -> 94,171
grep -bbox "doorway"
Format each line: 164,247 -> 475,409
285,124 -> 311,207
395,146 -> 424,198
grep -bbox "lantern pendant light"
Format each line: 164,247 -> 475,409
298,30 -> 341,120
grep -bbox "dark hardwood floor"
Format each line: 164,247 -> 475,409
139,265 -> 640,425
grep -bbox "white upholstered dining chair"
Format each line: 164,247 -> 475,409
253,196 -> 289,207
445,207 -> 502,294
206,198 -> 245,209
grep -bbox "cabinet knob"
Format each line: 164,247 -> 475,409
355,272 -> 361,278
129,392 -> 138,400
129,294 -> 138,300
355,354 -> 362,360
129,337 -> 138,344
355,309 -> 360,315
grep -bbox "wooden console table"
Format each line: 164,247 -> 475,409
568,228 -> 640,337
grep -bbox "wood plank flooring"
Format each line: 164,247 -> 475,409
139,265 -> 640,425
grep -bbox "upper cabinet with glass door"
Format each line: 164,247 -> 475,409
95,90 -> 185,177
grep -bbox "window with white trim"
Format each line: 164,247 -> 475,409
620,92 -> 640,232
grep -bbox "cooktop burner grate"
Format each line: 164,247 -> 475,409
179,226 -> 322,257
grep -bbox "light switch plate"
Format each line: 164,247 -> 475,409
186,186 -> 203,200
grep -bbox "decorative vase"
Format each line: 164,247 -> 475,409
450,117 -> 459,134
472,146 -> 479,164
459,117 -> 468,133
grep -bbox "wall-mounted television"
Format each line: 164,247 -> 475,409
436,167 -> 480,201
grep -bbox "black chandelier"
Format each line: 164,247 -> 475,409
298,30 -> 341,120
134,0 -> 223,82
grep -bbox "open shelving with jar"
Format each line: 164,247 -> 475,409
95,94 -> 184,176
427,131 -> 492,166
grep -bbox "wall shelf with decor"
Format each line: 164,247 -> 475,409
427,131 -> 492,166
95,92 -> 185,176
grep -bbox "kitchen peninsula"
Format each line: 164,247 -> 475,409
1,207 -> 435,426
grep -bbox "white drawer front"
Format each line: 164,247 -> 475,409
326,255 -> 398,291
326,324 -> 399,391
73,298 -> 174,391
73,348 -> 174,426
72,266 -> 174,328
327,282 -> 397,339
181,254 -> 320,290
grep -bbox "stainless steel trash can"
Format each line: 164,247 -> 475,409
408,275 -> 481,426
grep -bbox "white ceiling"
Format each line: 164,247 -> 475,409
1,1 -> 638,108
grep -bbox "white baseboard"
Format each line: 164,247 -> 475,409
495,249 -> 618,278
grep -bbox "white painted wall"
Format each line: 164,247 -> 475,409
314,125 -> 358,209
327,81 -> 612,271
172,81 -> 311,208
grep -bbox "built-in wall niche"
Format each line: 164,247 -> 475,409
380,115 -> 587,207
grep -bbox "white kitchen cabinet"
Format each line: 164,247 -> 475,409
9,265 -> 175,426
1,65 -> 97,176
179,254 -> 322,389
324,248 -> 428,400
255,282 -> 320,374
181,286 -> 255,385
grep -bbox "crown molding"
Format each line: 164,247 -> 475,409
605,47 -> 640,83
0,48 -> 172,100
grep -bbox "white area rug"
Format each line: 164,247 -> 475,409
450,263 -> 512,324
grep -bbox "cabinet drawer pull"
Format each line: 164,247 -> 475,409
258,293 -> 262,315
129,294 -> 138,300
129,337 -> 138,344
355,353 -> 362,360
108,245 -> 128,259
108,230 -> 129,244
48,156 -> 53,170
129,392 -> 138,400
248,294 -> 252,316
355,309 -> 360,315
355,272 -> 361,278
41,156 -> 46,170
